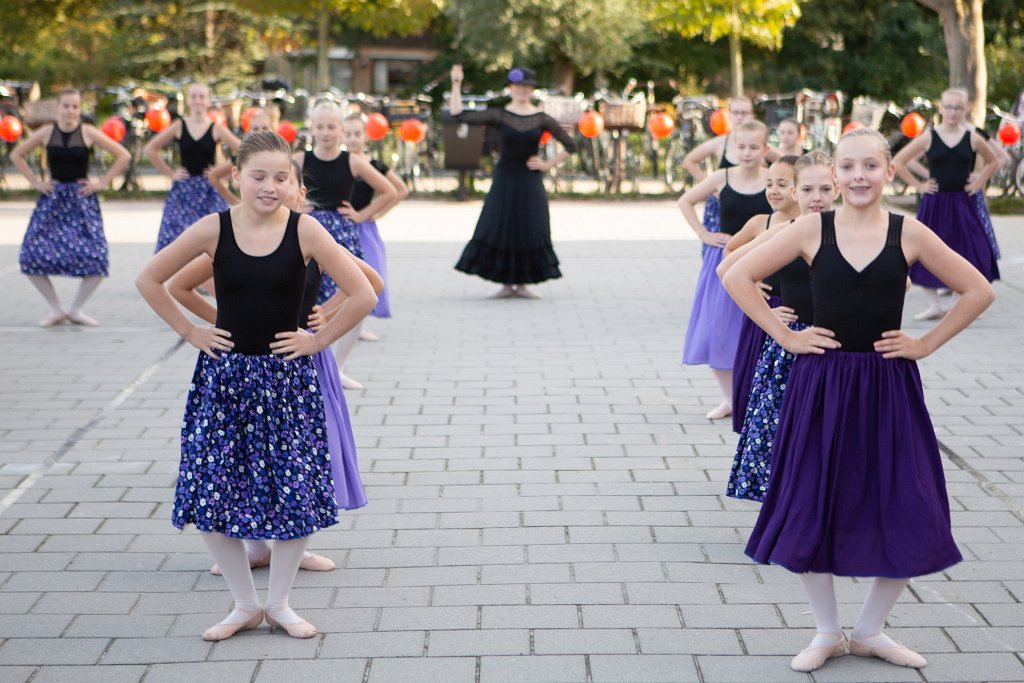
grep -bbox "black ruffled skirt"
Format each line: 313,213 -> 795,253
455,161 -> 562,285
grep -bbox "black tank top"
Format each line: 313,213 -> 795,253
179,122 -> 217,177
718,134 -> 736,169
304,150 -> 354,210
927,129 -> 972,192
47,125 -> 89,182
810,211 -> 907,352
719,171 -> 771,236
776,254 -> 813,324
350,159 -> 389,211
761,214 -> 782,293
213,210 -> 306,355
299,259 -> 322,323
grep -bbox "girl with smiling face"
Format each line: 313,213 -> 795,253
723,129 -> 994,674
136,131 -> 378,642
678,120 -> 772,420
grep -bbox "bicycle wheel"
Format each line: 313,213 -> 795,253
663,134 -> 688,192
1014,154 -> 1024,197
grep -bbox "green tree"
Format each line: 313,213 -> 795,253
647,0 -> 804,97
912,0 -> 986,124
444,0 -> 646,94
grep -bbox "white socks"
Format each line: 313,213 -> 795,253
851,577 -> 909,647
201,532 -> 262,624
798,572 -> 843,647
265,537 -> 310,625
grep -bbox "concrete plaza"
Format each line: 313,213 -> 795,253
0,198 -> 1022,682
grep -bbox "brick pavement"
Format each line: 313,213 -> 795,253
0,200 -> 1022,682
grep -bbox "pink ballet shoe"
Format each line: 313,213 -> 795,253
849,635 -> 927,668
39,311 -> 67,327
359,330 -> 380,342
201,609 -> 264,642
266,611 -> 317,639
299,552 -> 336,571
67,311 -> 98,327
790,634 -> 846,672
513,286 -> 542,299
705,401 -> 732,420
488,285 -> 516,299
210,552 -> 271,576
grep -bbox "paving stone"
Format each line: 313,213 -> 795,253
481,605 -> 580,629
367,656 -> 476,683
143,661 -> 258,683
30,665 -> 148,683
533,628 -> 637,654
636,628 -> 743,655
479,655 -> 587,683
589,654 -> 700,682
256,659 -> 367,682
427,628 -> 530,656
101,636 -> 210,664
320,631 -> 426,658
0,637 -> 109,665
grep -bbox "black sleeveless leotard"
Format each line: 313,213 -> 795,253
810,211 -> 907,352
179,123 -> 217,177
350,159 -> 389,211
213,210 -> 307,355
304,150 -> 355,210
719,134 -> 736,169
47,125 -> 89,182
776,254 -> 813,324
927,129 -> 972,192
719,170 -> 771,236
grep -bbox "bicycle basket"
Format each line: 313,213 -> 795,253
387,99 -> 430,123
541,96 -> 586,126
24,99 -> 58,127
598,100 -> 646,130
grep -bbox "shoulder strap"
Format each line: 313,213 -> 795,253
887,212 -> 904,246
819,210 -> 836,245
765,213 -> 772,231
215,210 -> 235,258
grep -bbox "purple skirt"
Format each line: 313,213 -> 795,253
20,183 -> 108,277
312,210 -> 362,305
357,220 -> 391,318
155,176 -> 228,252
973,192 -> 1000,260
312,347 -> 367,510
745,351 -> 962,578
910,191 -> 999,287
682,246 -> 744,370
731,296 -> 780,433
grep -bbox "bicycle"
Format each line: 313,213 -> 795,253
595,80 -> 647,194
986,105 -> 1024,197
664,95 -> 715,192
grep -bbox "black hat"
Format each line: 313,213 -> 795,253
507,67 -> 537,87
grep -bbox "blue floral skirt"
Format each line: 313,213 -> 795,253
727,322 -> 806,502
311,209 -> 362,305
173,351 -> 339,540
700,194 -> 721,259
20,183 -> 108,277
973,191 -> 1000,260
155,176 -> 228,252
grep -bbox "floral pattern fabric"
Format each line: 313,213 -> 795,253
155,175 -> 228,251
20,182 -> 108,277
311,209 -> 362,304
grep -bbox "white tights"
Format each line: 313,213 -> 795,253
202,532 -> 310,626
799,572 -> 909,647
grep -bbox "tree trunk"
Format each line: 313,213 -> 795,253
317,0 -> 330,92
729,28 -> 743,97
553,54 -> 575,95
915,0 -> 987,126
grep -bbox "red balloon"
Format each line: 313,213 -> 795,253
648,112 -> 674,140
207,109 -> 227,128
997,122 -> 1021,146
0,115 -> 24,142
146,108 -> 171,132
540,130 -> 553,145
709,108 -> 732,136
578,111 -> 605,139
240,107 -> 262,134
398,118 -> 426,144
842,120 -> 865,134
100,117 -> 126,142
365,113 -> 389,141
277,120 -> 298,144
900,112 -> 926,138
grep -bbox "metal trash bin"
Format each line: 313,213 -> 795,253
442,113 -> 486,200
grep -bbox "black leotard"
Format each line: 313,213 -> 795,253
810,211 -> 907,352
719,134 -> 736,169
719,170 -> 771,236
47,125 -> 89,182
927,129 -> 972,192
179,123 -> 217,177
213,210 -> 306,355
761,214 -> 782,293
350,159 -> 389,211
776,254 -> 813,324
303,150 -> 354,210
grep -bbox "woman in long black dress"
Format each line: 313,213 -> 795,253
449,64 -> 576,299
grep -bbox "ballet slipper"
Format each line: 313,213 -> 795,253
488,285 -> 516,299
849,635 -> 927,668
210,551 -> 272,576
299,552 -> 336,571
790,634 -> 847,672
705,401 -> 732,420
67,311 -> 99,327
513,285 -> 542,299
912,307 -> 946,321
39,311 -> 68,327
359,330 -> 380,342
339,373 -> 364,390
201,609 -> 264,642
265,611 -> 317,639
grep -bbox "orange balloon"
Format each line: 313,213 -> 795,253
0,115 -> 24,142
709,108 -> 731,136
539,130 -> 553,145
398,118 -> 426,144
146,108 -> 171,132
842,120 -> 865,134
900,113 -> 926,138
207,109 -> 227,128
365,113 -> 389,141
648,112 -> 674,140
277,120 -> 298,144
578,111 -> 605,139
240,107 -> 262,134
998,122 -> 1021,146
100,117 -> 126,142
